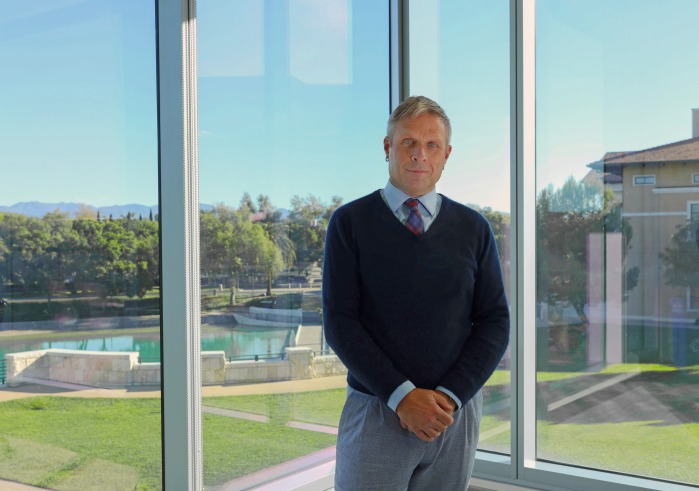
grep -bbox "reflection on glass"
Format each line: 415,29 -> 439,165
197,0 -> 389,487
536,0 -> 699,485
0,2 -> 161,489
409,0 -> 512,455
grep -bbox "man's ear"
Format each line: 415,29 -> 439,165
383,136 -> 391,159
444,144 -> 453,163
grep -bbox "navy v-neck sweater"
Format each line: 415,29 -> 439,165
322,190 -> 510,407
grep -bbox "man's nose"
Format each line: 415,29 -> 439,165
411,144 -> 427,161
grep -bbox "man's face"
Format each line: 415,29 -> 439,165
384,113 -> 452,197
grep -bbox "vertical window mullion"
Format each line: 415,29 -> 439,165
516,0 -> 537,480
389,0 -> 409,110
158,0 -> 202,489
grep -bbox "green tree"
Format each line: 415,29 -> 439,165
200,203 -> 285,300
97,218 -> 138,296
467,204 -> 510,267
239,192 -> 257,214
40,210 -> 79,300
71,217 -> 107,291
660,218 -> 699,291
200,204 -> 245,295
537,177 -> 635,320
128,219 -> 159,298
288,194 -> 342,266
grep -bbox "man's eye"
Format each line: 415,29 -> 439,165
428,142 -> 437,148
403,139 -> 414,145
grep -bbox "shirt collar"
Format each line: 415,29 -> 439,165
383,181 -> 439,217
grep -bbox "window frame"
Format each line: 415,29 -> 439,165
156,0 -> 699,489
158,0 -> 203,488
689,202 -> 699,221
633,174 -> 657,186
687,287 -> 699,312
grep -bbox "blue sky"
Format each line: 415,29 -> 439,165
1,0 -> 697,213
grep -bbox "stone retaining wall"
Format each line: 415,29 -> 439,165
5,347 -> 347,388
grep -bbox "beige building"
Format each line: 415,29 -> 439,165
587,110 -> 699,363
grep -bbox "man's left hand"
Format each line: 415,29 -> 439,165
396,388 -> 455,442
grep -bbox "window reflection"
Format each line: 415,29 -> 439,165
409,0 -> 512,456
0,1 -> 161,489
536,0 -> 699,484
197,0 -> 389,487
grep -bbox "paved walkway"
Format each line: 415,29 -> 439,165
0,374 -> 347,403
0,481 -> 45,491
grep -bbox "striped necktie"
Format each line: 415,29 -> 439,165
405,198 -> 424,235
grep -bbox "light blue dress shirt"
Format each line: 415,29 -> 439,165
379,181 -> 463,412
380,181 -> 441,232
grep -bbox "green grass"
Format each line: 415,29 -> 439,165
203,388 -> 346,426
0,394 -> 338,490
0,397 -> 162,490
1,365 -> 698,488
538,420 -> 699,485
203,414 -> 336,486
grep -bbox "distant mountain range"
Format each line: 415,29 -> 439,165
0,202 -> 160,219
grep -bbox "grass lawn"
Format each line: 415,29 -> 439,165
203,388 -> 346,427
1,363 -> 697,489
538,420 -> 699,485
202,414 -> 335,486
0,397 -> 162,490
0,396 -> 337,490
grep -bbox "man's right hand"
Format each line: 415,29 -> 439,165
396,388 -> 455,442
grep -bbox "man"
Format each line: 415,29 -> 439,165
322,96 -> 510,490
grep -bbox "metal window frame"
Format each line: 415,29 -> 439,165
390,0 -> 409,110
157,0 -> 203,488
633,174 -> 657,186
153,0 -> 699,488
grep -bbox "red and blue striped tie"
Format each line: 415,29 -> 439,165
405,199 -> 423,235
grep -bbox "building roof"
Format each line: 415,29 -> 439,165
586,136 -> 699,184
589,136 -> 699,168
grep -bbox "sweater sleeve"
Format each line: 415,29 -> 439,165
437,220 -> 510,406
322,208 -> 410,405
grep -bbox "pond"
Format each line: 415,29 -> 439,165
0,326 -> 297,363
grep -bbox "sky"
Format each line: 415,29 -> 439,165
1,0 -> 698,213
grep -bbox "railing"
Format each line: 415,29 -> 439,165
227,353 -> 287,362
0,357 -> 6,385
136,346 -> 338,365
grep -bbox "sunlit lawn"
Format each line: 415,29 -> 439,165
1,362 -> 697,489
0,396 -> 336,490
0,397 -> 163,490
538,420 -> 699,485
203,388 -> 346,426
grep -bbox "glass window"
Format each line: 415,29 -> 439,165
196,0 -> 389,487
692,173 -> 699,183
409,0 -> 512,457
536,0 -> 699,485
633,175 -> 656,186
0,2 -> 161,490
689,287 -> 699,311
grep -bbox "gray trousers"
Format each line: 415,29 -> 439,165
334,387 -> 482,491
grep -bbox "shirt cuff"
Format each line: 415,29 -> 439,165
436,386 -> 462,410
388,380 -> 416,412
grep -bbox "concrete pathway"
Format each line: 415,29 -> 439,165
0,375 -> 347,403
0,480 -> 46,490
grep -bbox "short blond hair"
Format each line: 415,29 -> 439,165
386,95 -> 452,145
